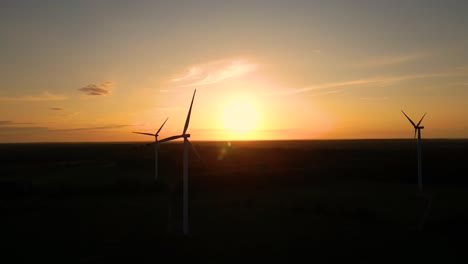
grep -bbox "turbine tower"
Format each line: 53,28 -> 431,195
401,110 -> 426,192
159,89 -> 199,235
133,117 -> 169,182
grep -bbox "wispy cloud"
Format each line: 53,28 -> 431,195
0,121 -> 35,125
0,92 -> 67,101
360,96 -> 389,101
269,71 -> 457,96
0,121 -> 45,133
268,78 -> 381,96
49,107 -> 64,111
171,59 -> 257,87
309,89 -> 345,97
351,53 -> 428,68
0,121 -> 133,134
49,124 -> 131,132
0,126 -> 48,133
78,81 -> 115,96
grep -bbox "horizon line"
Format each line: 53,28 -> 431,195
1,137 -> 468,144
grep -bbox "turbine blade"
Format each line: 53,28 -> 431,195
417,113 -> 427,127
159,135 -> 184,143
188,139 -> 201,161
133,132 -> 156,136
183,89 -> 197,135
401,110 -> 416,127
156,117 -> 169,135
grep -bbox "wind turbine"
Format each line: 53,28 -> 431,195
401,110 -> 426,192
159,89 -> 199,235
133,117 -> 169,182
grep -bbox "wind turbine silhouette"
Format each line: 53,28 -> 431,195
133,117 -> 169,182
401,110 -> 426,192
159,89 -> 199,235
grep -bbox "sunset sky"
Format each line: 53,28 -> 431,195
1,0 -> 467,142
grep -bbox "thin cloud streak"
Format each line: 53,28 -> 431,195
0,92 -> 67,101
0,121 -> 35,125
0,122 -> 130,135
360,96 -> 389,101
172,66 -> 203,82
172,59 -> 257,87
351,53 -> 428,68
269,71 -> 460,96
49,125 -> 131,132
0,126 -> 48,132
268,78 -> 383,96
310,89 -> 345,97
49,108 -> 64,111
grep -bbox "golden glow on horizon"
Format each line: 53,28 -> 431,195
1,2 -> 468,143
222,97 -> 259,139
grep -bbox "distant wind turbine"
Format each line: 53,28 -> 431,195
133,117 -> 169,182
401,110 -> 426,192
159,89 -> 199,235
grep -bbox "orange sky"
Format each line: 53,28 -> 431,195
1,1 -> 467,142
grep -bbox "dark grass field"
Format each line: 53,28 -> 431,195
1,139 -> 468,263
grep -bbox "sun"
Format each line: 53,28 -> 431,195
223,98 -> 259,135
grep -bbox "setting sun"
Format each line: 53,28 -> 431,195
222,98 -> 259,137
1,1 -> 468,143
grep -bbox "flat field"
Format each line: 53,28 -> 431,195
1,140 -> 467,263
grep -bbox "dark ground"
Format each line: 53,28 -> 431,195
1,139 -> 468,263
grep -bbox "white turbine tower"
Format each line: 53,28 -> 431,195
133,117 -> 169,182
159,89 -> 199,235
401,110 -> 426,192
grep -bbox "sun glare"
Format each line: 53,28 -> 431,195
223,98 -> 259,136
